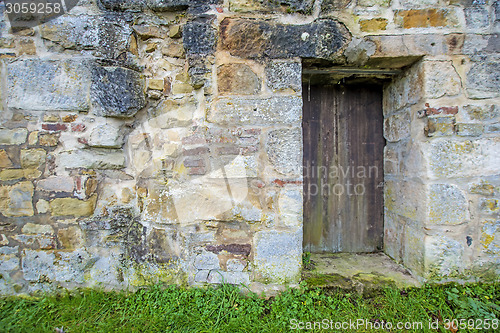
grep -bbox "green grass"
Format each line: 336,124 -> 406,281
0,282 -> 499,332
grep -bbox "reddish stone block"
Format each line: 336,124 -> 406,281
71,123 -> 87,132
184,158 -> 205,168
183,147 -> 210,156
396,9 -> 448,29
425,105 -> 459,116
42,123 -> 67,132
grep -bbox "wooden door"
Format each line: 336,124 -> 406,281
303,84 -> 384,253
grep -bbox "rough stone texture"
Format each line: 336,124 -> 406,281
428,184 -> 467,225
265,61 -> 301,92
183,19 -> 216,56
7,60 -> 91,111
266,128 -> 302,176
217,64 -> 261,95
0,182 -> 34,217
59,149 -> 126,170
89,124 -> 124,148
254,230 -> 302,283
40,14 -> 131,58
220,18 -> 350,60
230,0 -> 314,13
423,61 -> 461,99
49,196 -> 97,217
210,96 -> 302,125
91,67 -> 146,118
466,56 -> 500,99
384,111 -> 411,142
0,128 -> 28,145
36,177 -> 74,193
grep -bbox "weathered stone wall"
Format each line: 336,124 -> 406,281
0,0 -> 498,294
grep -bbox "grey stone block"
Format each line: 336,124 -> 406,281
91,66 -> 145,118
22,250 -> 55,281
466,56 -> 500,99
210,96 -> 302,126
207,270 -> 250,284
7,59 -> 92,111
183,20 -> 217,56
193,251 -> 219,270
265,61 -> 301,92
59,149 -> 125,169
253,229 -> 302,283
266,128 -> 302,176
40,14 -> 131,58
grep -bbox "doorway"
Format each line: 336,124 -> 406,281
303,82 -> 385,253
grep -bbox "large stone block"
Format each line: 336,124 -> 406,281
20,149 -> 46,169
278,186 -> 303,227
384,110 -> 411,142
427,138 -> 500,179
36,176 -> 74,193
466,56 -> 500,99
40,14 -> 131,58
210,96 -> 302,125
183,19 -> 216,56
0,246 -> 19,273
91,66 -> 145,118
428,184 -> 467,225
253,229 -> 302,283
220,18 -> 350,60
384,180 -> 426,221
0,181 -> 34,217
217,64 -> 261,95
89,124 -> 124,148
423,61 -> 461,99
59,149 -> 125,169
464,6 -> 490,29
0,128 -> 28,145
424,234 -> 464,278
22,250 -> 55,281
266,128 -> 302,176
7,59 -> 92,111
49,195 -> 97,217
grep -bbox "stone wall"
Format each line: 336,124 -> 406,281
0,0 -> 499,294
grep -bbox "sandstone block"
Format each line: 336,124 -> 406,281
0,128 -> 28,145
57,226 -> 84,250
0,181 -> 34,217
20,149 -> 46,169
424,234 -> 464,278
384,111 -> 411,142
395,9 -> 450,29
428,184 -> 467,225
359,18 -> 388,32
427,138 -> 500,179
266,128 -> 302,176
49,195 -> 97,217
0,150 -> 13,168
462,104 -> 499,122
217,64 -> 261,95
426,117 -> 455,137
423,61 -> 461,99
21,223 -> 54,235
36,176 -> 74,193
88,124 -> 124,148
455,123 -> 484,137
59,149 -> 125,170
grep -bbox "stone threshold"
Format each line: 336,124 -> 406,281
302,252 -> 420,295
